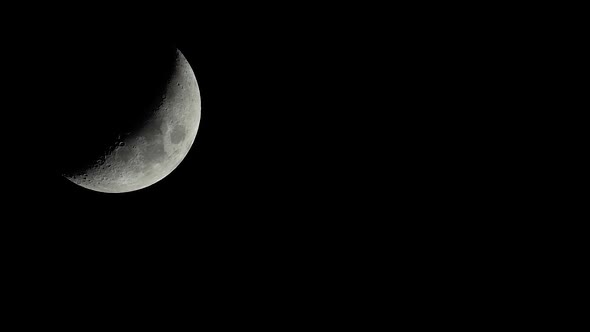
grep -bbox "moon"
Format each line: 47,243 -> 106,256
62,48 -> 201,193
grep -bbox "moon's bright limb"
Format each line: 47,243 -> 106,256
64,49 -> 201,193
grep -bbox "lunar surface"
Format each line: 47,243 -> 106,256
64,49 -> 201,193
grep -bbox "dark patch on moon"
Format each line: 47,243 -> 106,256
115,146 -> 133,163
143,142 -> 166,164
170,125 -> 186,144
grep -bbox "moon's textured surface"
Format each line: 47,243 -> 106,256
64,49 -> 201,193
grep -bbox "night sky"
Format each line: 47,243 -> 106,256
0,4 -> 511,319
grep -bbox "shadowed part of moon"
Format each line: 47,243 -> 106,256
144,118 -> 165,138
63,49 -> 201,193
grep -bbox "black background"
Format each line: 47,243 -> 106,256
0,4 -> 522,320
0,4 -> 548,320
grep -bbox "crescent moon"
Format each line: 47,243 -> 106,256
64,49 -> 201,193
